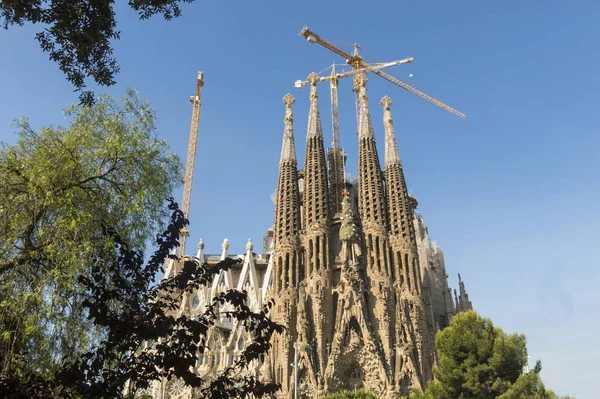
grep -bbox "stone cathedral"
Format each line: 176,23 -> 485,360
153,75 -> 472,399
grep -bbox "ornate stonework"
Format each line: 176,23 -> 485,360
267,78 -> 438,398
151,85 -> 474,399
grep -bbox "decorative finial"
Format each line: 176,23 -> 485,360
357,74 -> 368,104
280,94 -> 297,162
308,72 -> 319,85
196,237 -> 205,260
381,96 -> 394,126
283,93 -> 295,124
222,238 -> 229,251
380,96 -> 393,108
283,93 -> 295,106
306,72 -> 322,138
246,238 -> 254,252
308,72 -> 319,101
382,95 -> 401,165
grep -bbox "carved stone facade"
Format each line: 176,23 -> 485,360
267,76 -> 439,398
150,78 -> 473,399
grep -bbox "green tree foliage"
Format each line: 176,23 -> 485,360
498,370 -> 559,399
0,90 -> 182,375
0,0 -> 195,104
323,389 -> 379,399
0,201 -> 284,398
405,311 -> 574,399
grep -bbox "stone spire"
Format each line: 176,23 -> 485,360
354,75 -> 396,380
302,72 -> 331,275
280,93 -> 297,163
220,238 -> 229,260
272,93 -> 302,293
300,72 -> 333,384
268,94 -> 303,395
382,96 -> 418,292
306,73 -> 323,139
196,238 -> 205,261
381,97 -> 435,394
357,76 -> 389,238
382,96 -> 401,167
457,273 -> 473,312
454,289 -> 459,311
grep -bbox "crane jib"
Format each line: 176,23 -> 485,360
299,26 -> 467,120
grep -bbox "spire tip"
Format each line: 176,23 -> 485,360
380,96 -> 393,108
282,93 -> 295,106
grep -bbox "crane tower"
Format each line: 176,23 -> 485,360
177,72 -> 204,264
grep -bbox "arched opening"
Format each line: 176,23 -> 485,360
298,250 -> 305,283
316,236 -> 321,271
375,236 -> 381,272
387,246 -> 393,279
285,253 -> 290,288
368,234 -> 374,269
397,251 -> 404,287
412,257 -> 419,294
308,240 -> 314,276
277,257 -> 282,292
405,253 -> 411,291
332,291 -> 339,331
292,253 -> 297,287
322,234 -> 327,270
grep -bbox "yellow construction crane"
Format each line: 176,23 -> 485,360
295,58 -> 413,214
177,71 -> 204,261
299,26 -> 467,120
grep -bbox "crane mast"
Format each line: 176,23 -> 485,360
177,71 -> 204,260
300,26 -> 467,120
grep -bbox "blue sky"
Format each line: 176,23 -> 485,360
1,1 -> 599,397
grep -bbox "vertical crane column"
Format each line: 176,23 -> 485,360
165,72 -> 204,279
177,72 -> 205,262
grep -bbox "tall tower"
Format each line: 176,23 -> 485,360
298,73 -> 332,389
355,76 -> 395,372
269,93 -> 302,394
381,96 -> 434,393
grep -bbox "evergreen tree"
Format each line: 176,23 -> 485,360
405,311 -> 574,399
323,389 -> 379,399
